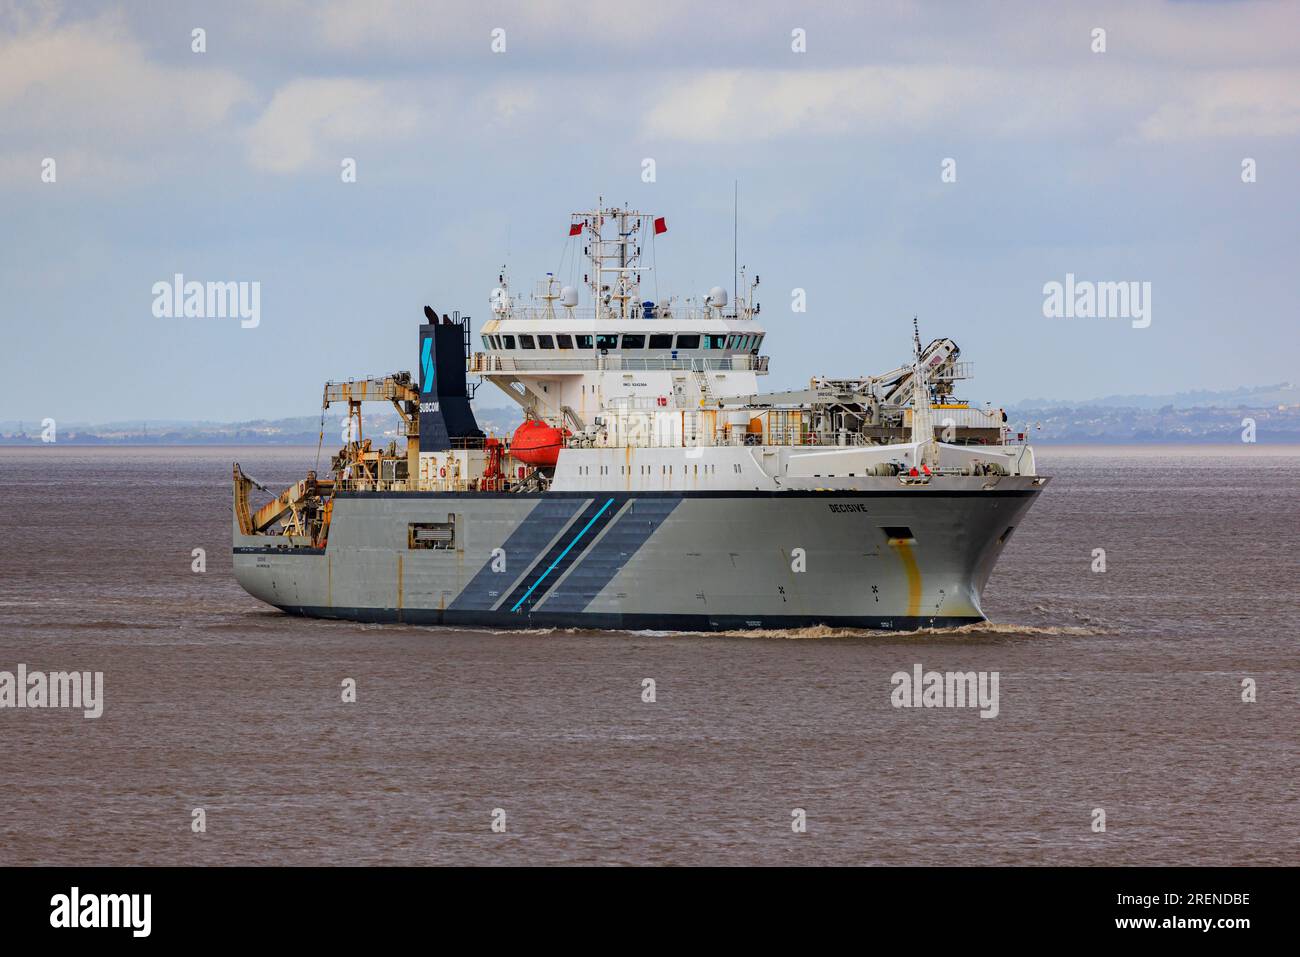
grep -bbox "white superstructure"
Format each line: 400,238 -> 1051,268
415,199 -> 1036,494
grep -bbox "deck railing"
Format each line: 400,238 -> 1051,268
496,305 -> 754,322
469,354 -> 769,374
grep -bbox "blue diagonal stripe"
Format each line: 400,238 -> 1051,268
540,497 -> 680,613
511,497 -> 615,612
448,499 -> 585,611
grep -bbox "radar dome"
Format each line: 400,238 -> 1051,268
560,285 -> 579,307
708,286 -> 729,308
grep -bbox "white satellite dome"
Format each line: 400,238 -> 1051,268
708,286 -> 729,308
560,285 -> 579,307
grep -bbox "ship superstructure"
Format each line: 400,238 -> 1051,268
232,200 -> 1047,630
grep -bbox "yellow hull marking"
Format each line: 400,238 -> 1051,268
891,540 -> 923,617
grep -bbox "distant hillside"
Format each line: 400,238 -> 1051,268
0,406 -> 525,445
4,393 -> 1298,445
1004,401 -> 1300,443
1016,382 -> 1298,411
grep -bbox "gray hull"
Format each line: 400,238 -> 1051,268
233,482 -> 1045,631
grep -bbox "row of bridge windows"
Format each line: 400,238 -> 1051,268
483,332 -> 764,352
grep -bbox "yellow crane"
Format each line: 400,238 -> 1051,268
321,372 -> 421,482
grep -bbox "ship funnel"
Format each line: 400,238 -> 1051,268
418,314 -> 483,451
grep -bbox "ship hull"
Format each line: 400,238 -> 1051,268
233,485 -> 1044,632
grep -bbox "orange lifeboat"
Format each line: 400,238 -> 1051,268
510,420 -> 568,467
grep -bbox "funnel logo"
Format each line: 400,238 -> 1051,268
421,337 -> 436,394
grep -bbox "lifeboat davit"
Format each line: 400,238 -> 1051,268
510,420 -> 568,467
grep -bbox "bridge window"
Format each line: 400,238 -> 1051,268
556,334 -> 573,349
703,334 -> 726,349
596,333 -> 619,350
502,335 -> 516,349
649,333 -> 673,349
537,334 -> 554,349
621,334 -> 645,349
676,334 -> 700,349
482,335 -> 491,349
576,334 -> 593,349
519,334 -> 536,349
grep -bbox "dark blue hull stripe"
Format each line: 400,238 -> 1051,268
539,497 -> 680,613
447,498 -> 587,611
334,489 -> 1042,500
502,497 -> 618,613
272,606 -> 984,632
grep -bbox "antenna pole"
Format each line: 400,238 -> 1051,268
733,180 -> 738,317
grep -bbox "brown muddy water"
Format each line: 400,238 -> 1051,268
0,445 -> 1295,865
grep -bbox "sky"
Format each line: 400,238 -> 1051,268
1,0 -> 1297,422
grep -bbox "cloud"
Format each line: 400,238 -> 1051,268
303,0 -> 697,56
1138,69 -> 1300,140
640,66 -> 1066,143
0,9 -> 253,184
0,12 -> 252,139
640,61 -> 1300,145
244,77 -> 422,173
654,68 -> 927,141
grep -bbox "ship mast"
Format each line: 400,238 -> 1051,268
910,317 -> 938,466
576,198 -> 652,320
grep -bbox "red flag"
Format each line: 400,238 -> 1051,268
568,222 -> 582,236
653,216 -> 667,235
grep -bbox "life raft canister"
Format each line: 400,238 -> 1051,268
510,419 -> 570,467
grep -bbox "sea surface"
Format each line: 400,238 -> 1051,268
0,445 -> 1295,866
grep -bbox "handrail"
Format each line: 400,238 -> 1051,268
469,354 -> 769,373
490,305 -> 756,322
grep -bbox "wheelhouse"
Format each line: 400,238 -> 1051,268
481,329 -> 764,356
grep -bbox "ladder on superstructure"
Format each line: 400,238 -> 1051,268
692,368 -> 718,408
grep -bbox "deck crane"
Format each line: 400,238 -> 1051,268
321,372 -> 421,483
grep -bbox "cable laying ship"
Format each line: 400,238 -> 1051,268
232,200 -> 1048,631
